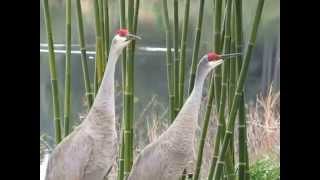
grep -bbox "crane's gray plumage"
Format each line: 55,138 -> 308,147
45,32 -> 137,180
128,55 -> 224,180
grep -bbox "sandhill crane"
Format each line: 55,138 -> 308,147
45,29 -> 141,180
127,52 -> 240,180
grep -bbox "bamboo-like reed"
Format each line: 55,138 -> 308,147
212,1 -> 265,179
173,0 -> 180,117
63,0 -> 72,137
162,0 -> 175,123
188,0 -> 206,95
103,0 -> 110,60
132,0 -> 140,52
93,0 -> 104,88
194,0 -> 223,179
124,0 -> 136,177
99,0 -> 106,70
75,0 -> 93,107
118,0 -> 126,179
233,0 -> 249,179
177,0 -> 190,109
42,0 -> 62,144
214,1 -> 235,179
213,0 -> 224,111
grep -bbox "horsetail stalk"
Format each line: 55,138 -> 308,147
208,0 -> 234,178
132,0 -> 140,53
233,0 -> 249,179
173,0 -> 180,117
118,0 -> 126,178
213,0 -> 224,111
63,0 -> 72,137
93,0 -> 103,87
103,0 -> 110,60
215,1 -> 235,179
75,0 -> 93,107
99,0 -> 106,70
238,94 -> 248,180
188,0 -> 206,95
124,0 -> 136,176
162,0 -> 175,123
178,0 -> 190,109
42,0 -> 62,144
213,0 -> 265,179
194,1 -> 223,179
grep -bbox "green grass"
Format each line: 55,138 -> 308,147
249,156 -> 280,180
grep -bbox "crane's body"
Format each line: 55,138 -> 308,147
45,29 -> 140,180
127,52 -> 238,180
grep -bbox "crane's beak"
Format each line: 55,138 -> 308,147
126,33 -> 142,41
220,53 -> 242,60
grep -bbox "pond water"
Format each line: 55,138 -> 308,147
40,0 -> 279,139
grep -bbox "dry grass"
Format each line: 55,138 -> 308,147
247,85 -> 280,160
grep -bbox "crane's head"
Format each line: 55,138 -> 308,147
111,28 -> 141,50
197,52 -> 241,77
206,52 -> 242,69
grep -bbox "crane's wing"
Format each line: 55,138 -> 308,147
45,127 -> 94,180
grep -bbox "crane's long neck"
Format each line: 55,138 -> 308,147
172,63 -> 210,127
85,45 -> 121,129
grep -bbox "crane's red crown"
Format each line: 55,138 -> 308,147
116,29 -> 129,37
207,52 -> 221,61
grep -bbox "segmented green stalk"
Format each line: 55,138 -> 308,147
162,0 -> 175,123
75,0 -> 93,107
42,0 -> 62,144
103,0 -> 110,60
63,0 -> 72,137
189,0 -> 222,180
212,1 -> 265,179
178,0 -> 190,109
132,0 -> 140,52
124,0 -> 135,177
213,0 -> 224,111
93,0 -> 103,87
173,0 -> 180,117
99,0 -> 106,70
208,0 -> 236,179
118,0 -> 126,178
188,0 -> 206,95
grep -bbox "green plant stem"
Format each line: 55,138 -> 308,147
99,0 -> 106,70
238,94 -> 247,180
212,1 -> 265,179
189,0 -> 222,180
162,0 -> 175,123
173,0 -> 180,117
124,0 -> 136,177
118,0 -> 126,178
132,0 -> 140,53
188,0 -> 206,95
178,0 -> 190,110
104,0 -> 110,59
75,0 -> 93,108
93,0 -> 103,87
42,0 -> 62,144
213,0 -> 224,111
63,0 -> 72,137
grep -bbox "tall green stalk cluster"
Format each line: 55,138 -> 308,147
42,0 -> 110,144
121,0 -> 140,179
42,0 -> 62,144
192,0 -> 266,179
